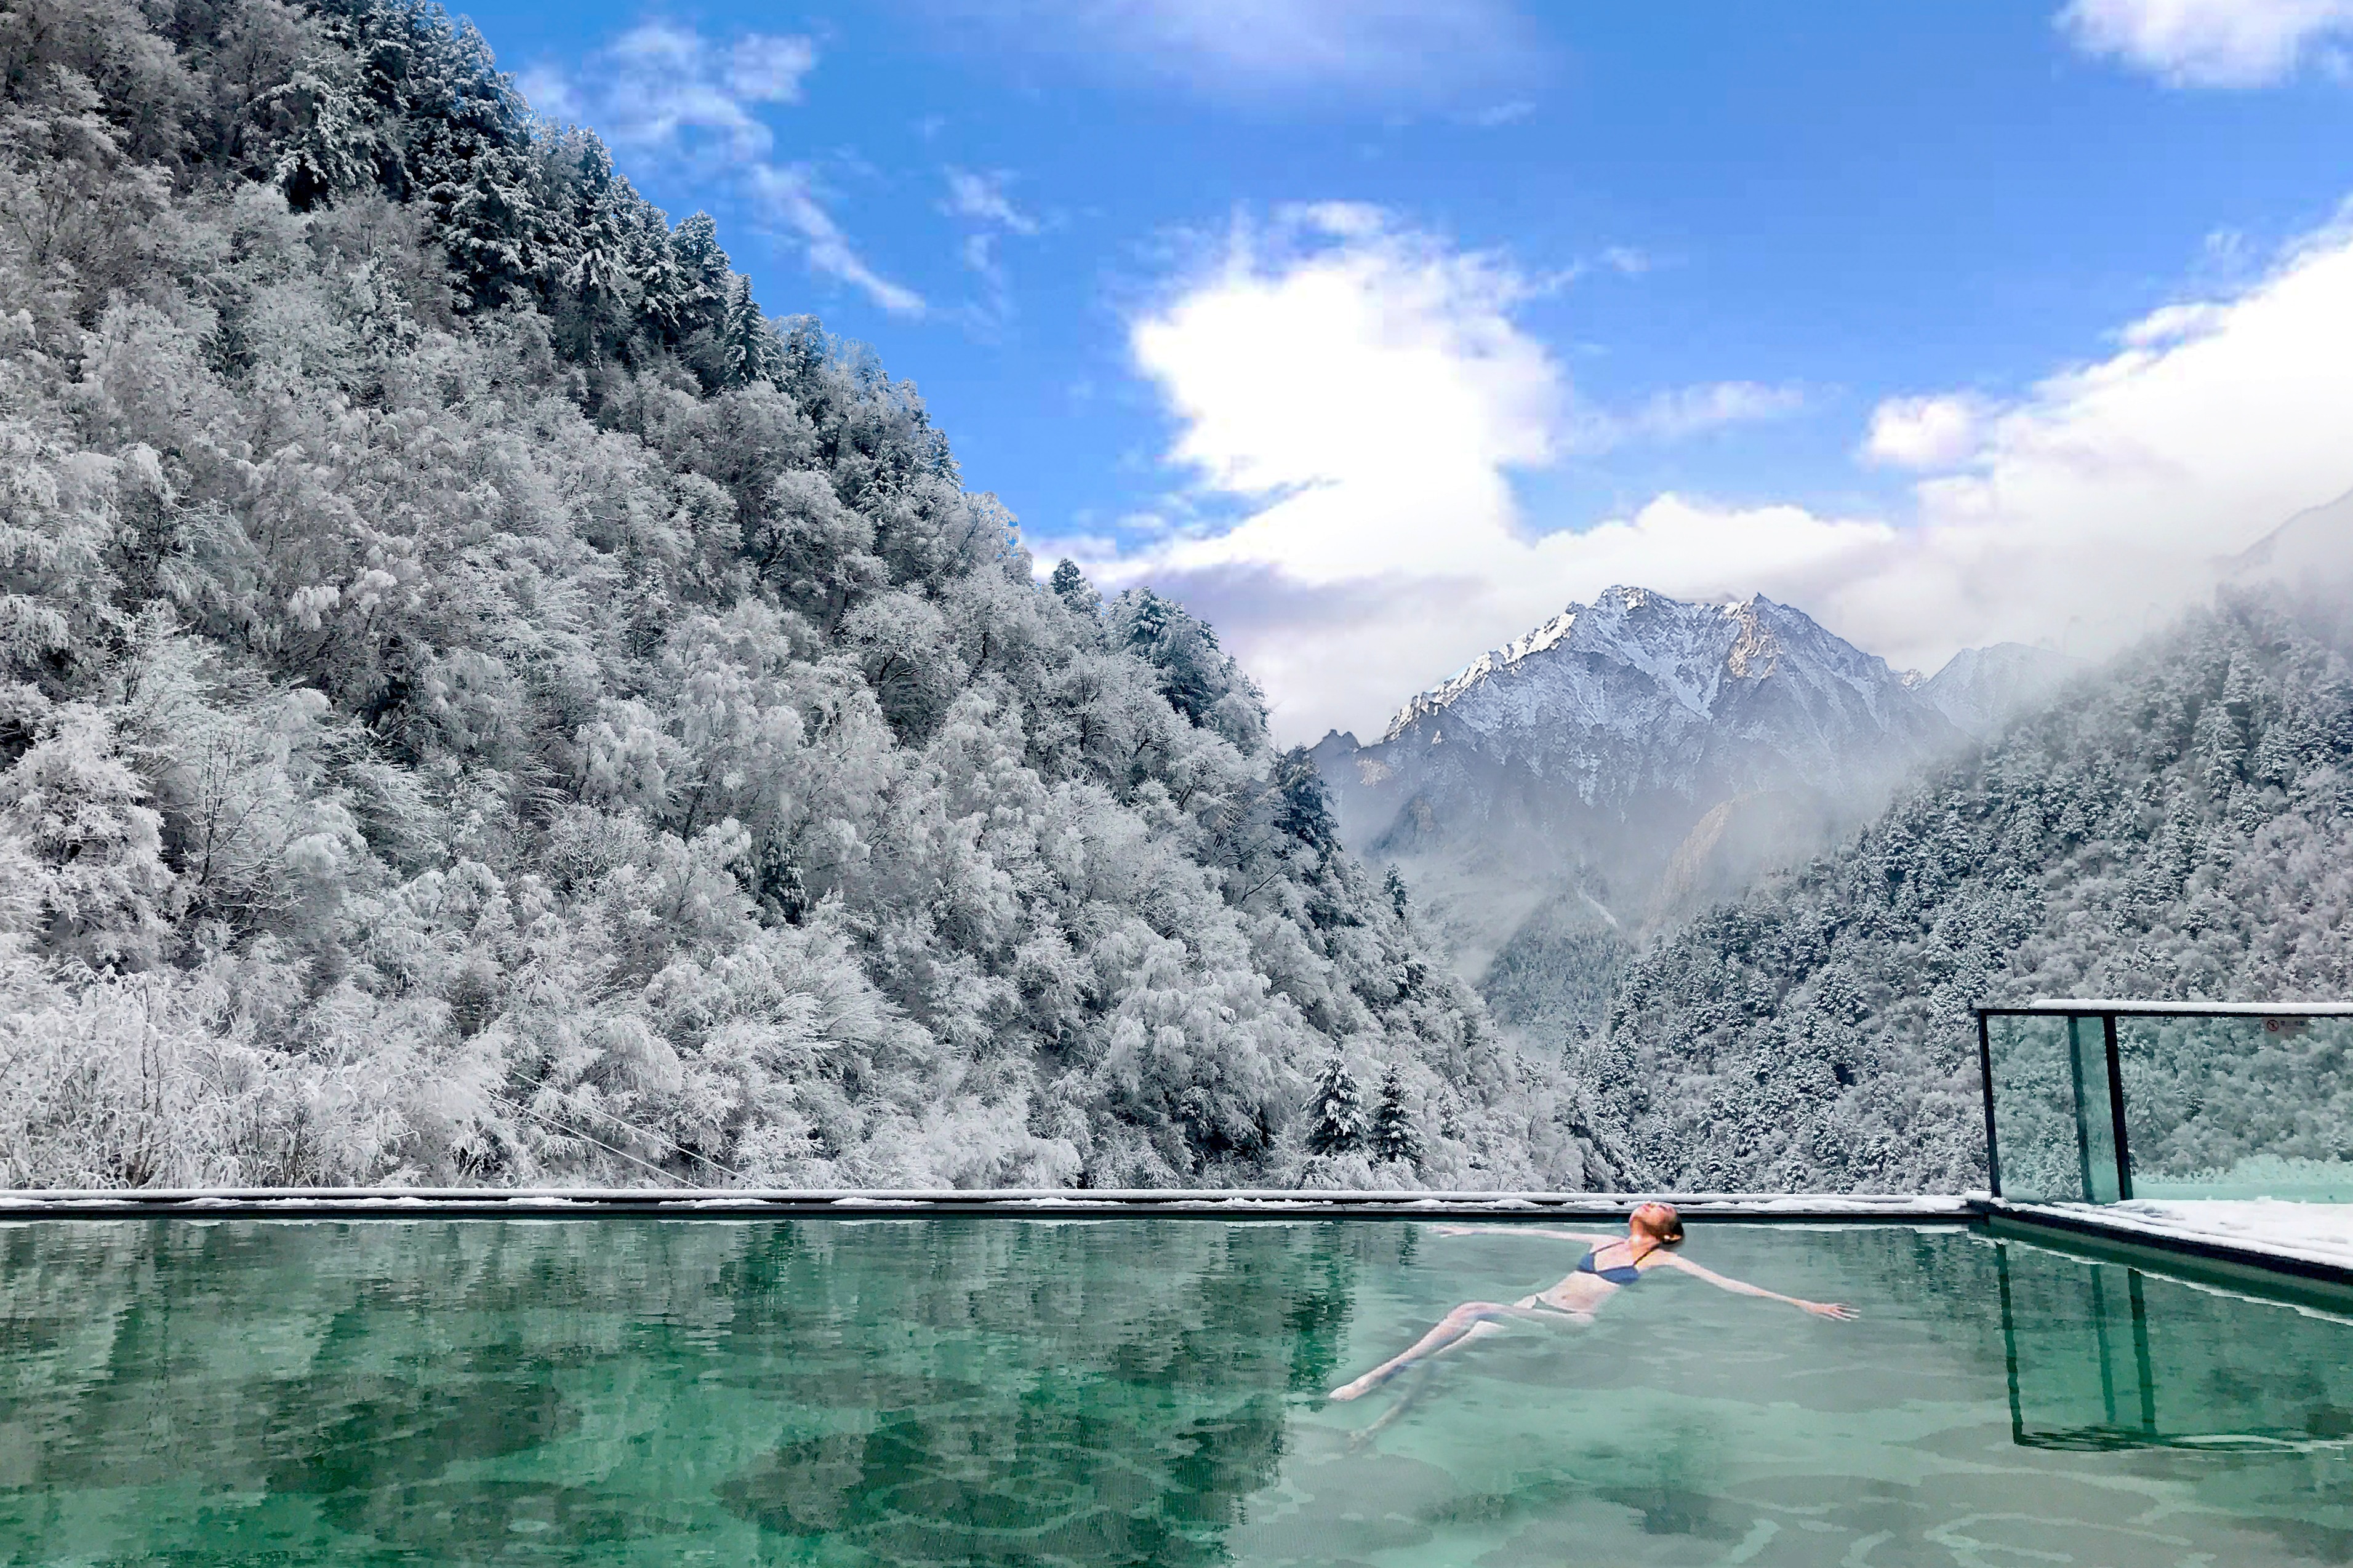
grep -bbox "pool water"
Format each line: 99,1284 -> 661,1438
2,1219 -> 2348,1566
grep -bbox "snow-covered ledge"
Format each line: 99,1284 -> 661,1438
1980,1197 -> 2353,1287
0,1187 -> 1979,1222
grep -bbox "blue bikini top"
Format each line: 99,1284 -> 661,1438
1576,1241 -> 1660,1286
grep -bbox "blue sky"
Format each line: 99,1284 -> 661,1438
500,1 -> 2353,738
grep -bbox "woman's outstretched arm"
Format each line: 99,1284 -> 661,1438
1430,1225 -> 1621,1245
1657,1255 -> 1858,1319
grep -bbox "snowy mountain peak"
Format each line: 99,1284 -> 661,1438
1382,586 -> 1892,743
1325,586 -> 1970,924
1314,586 -> 2061,1001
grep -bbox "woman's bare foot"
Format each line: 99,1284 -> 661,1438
1329,1372 -> 1381,1401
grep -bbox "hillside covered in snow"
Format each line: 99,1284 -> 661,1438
1589,591 -> 2353,1190
0,0 -> 1611,1190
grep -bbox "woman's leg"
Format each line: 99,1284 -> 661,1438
1329,1300 -> 1520,1400
1348,1361 -> 1436,1449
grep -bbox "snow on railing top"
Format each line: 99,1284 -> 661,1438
1993,999 -> 2353,1017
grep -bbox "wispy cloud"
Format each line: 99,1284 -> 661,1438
915,0 -> 1541,102
1469,99 -> 1536,127
522,23 -> 923,316
943,168 -> 1040,236
940,167 -> 1044,328
747,164 -> 926,316
2058,0 -> 2353,87
1595,245 -> 1652,278
1603,381 -> 1809,449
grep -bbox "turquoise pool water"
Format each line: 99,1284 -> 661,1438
1,1218 -> 2347,1566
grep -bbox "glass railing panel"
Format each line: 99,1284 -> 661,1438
2116,1015 -> 2353,1202
2070,1015 -> 2124,1204
1987,1014 -> 2106,1202
1987,1013 -> 2124,1202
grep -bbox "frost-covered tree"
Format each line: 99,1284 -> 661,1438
1304,1055 -> 1366,1156
1369,1062 -> 1422,1169
1049,558 -> 1099,617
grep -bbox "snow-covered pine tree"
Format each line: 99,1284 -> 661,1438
1382,865 -> 1409,918
1049,558 -> 1099,616
1370,1062 -> 1422,1167
1305,1056 -> 1367,1156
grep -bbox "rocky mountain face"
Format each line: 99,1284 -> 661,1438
1314,587 -> 2002,1018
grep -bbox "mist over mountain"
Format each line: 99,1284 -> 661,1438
1915,642 -> 2086,739
1313,588 -> 1979,1009
0,0 -> 1612,1191
2232,489 -> 2353,585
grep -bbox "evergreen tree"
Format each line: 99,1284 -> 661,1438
668,211 -> 731,326
1273,747 -> 1341,856
1049,558 -> 1099,615
1382,864 -> 1409,918
712,271 -> 780,386
1304,1055 -> 1366,1156
1370,1063 -> 1422,1167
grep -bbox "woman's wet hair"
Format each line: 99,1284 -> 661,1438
1632,1201 -> 1685,1244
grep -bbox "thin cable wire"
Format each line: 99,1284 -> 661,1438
483,1085 -> 747,1184
480,1088 -> 700,1190
569,1092 -> 747,1183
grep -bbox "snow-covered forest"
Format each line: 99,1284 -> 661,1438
0,0 -> 1611,1189
1585,594 -> 2353,1191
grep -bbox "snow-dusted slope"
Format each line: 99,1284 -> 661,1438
2229,488 -> 2353,587
1916,642 -> 2085,738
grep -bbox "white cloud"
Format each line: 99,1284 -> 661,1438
1129,205 -> 1559,523
728,34 -> 820,99
916,0 -> 1537,99
2059,0 -> 2353,86
523,24 -> 809,162
744,165 -> 926,317
1595,246 -> 1653,278
1861,393 -> 1989,470
523,24 -> 922,316
1066,205 -> 2353,739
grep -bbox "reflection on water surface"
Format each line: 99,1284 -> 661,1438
1,1218 -> 2348,1566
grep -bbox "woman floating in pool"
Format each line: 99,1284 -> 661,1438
1329,1202 -> 1857,1405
